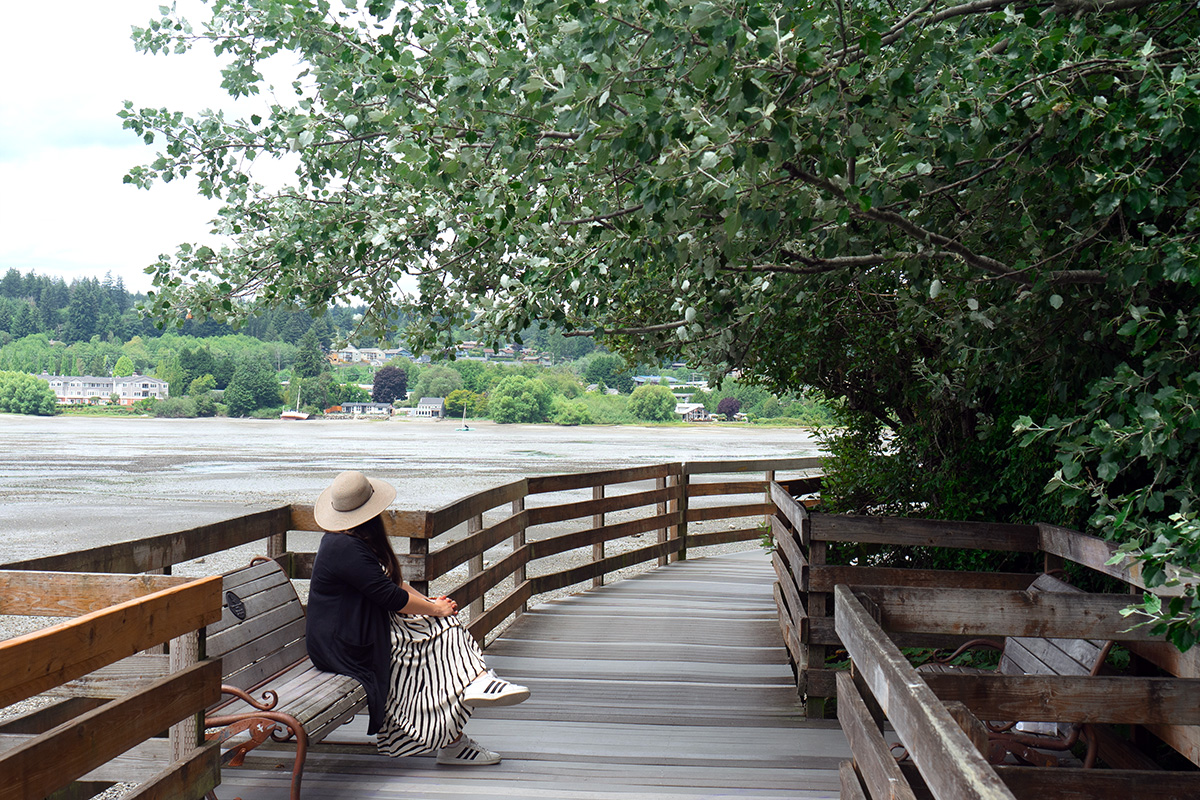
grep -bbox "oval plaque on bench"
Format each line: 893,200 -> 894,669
226,590 -> 247,621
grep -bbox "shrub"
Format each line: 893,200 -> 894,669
0,371 -> 58,416
551,397 -> 592,426
153,397 -> 198,418
627,384 -> 677,421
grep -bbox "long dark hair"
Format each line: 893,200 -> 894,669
347,515 -> 403,585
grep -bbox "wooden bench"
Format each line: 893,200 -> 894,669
205,558 -> 367,800
919,573 -> 1120,767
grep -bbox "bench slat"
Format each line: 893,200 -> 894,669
221,637 -> 310,695
208,598 -> 305,659
209,582 -> 305,640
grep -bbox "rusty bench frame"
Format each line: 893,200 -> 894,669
204,558 -> 366,800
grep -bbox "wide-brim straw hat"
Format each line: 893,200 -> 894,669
314,471 -> 397,531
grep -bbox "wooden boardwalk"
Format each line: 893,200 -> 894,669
216,550 -> 849,799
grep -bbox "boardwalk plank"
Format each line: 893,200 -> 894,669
216,550 -> 848,799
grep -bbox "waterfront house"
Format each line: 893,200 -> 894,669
674,402 -> 710,422
341,402 -> 393,417
39,373 -> 170,406
414,397 -> 446,418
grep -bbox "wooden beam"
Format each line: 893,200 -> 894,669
289,504 -> 429,539
121,741 -> 220,800
769,481 -> 809,542
770,516 -> 807,590
771,552 -> 807,637
807,566 -> 1037,594
992,766 -> 1200,800
838,760 -> 870,800
854,585 -> 1159,641
685,528 -> 762,549
526,463 -> 678,494
685,480 -> 766,497
834,585 -> 1016,800
530,539 -> 681,595
0,576 -> 221,708
425,510 -> 528,579
683,457 -> 823,474
925,673 -> 1200,725
0,659 -> 221,800
812,514 -> 1039,552
425,479 -> 528,537
0,508 -> 292,573
835,671 -> 918,800
686,501 -> 774,523
1038,523 -> 1199,597
467,580 -> 533,644
526,485 -> 672,528
0,572 -> 194,617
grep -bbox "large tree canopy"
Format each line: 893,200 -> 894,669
126,0 -> 1199,641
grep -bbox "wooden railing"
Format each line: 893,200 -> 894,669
767,487 -> 1200,799
0,457 -> 821,798
0,571 -> 223,800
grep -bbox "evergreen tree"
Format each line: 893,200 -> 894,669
224,355 -> 281,416
113,355 -> 135,377
10,304 -> 35,339
293,328 -> 326,378
65,279 -> 101,342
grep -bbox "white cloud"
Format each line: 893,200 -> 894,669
0,0 -> 286,291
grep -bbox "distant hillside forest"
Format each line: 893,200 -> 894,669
0,268 -> 833,425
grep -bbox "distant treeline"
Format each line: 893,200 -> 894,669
0,268 -> 365,347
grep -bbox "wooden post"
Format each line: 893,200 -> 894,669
805,534 -> 828,719
168,630 -> 202,761
677,468 -> 689,562
667,474 -> 679,563
512,496 -> 527,616
764,469 -> 775,527
267,526 -> 287,562
656,476 -> 670,566
409,531 -> 429,599
592,484 -> 605,587
467,513 -> 484,622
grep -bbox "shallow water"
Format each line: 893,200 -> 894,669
0,414 -> 822,560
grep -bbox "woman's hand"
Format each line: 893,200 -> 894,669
429,596 -> 458,617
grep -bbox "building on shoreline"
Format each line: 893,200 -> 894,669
38,373 -> 170,406
414,397 -> 446,418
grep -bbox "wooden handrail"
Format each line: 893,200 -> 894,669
0,572 -> 223,800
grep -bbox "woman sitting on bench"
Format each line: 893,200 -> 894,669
306,470 -> 530,766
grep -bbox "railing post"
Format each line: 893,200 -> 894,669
764,469 -> 775,526
409,511 -> 430,598
656,475 -> 668,567
467,513 -> 484,622
169,629 -> 202,761
592,484 -> 605,587
668,465 -> 687,563
267,528 -> 287,562
512,495 -> 527,615
678,467 -> 689,561
805,528 -> 828,719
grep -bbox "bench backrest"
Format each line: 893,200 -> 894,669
207,560 -> 308,692
999,573 -> 1108,679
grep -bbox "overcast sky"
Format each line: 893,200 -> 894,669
0,1 -> 278,292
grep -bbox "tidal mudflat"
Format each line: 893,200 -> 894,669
0,414 -> 822,561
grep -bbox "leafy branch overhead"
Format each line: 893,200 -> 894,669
126,0 -> 1200,642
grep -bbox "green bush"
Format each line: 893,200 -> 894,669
153,397 -> 198,418
551,397 -> 592,426
627,384 -> 677,421
488,375 -> 553,423
0,371 -> 58,416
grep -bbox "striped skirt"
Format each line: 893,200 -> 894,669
375,613 -> 488,757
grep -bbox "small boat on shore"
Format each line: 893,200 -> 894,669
281,388 -> 311,420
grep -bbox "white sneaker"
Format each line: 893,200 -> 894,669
436,735 -> 501,765
462,670 -> 530,707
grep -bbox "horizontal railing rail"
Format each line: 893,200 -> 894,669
0,571 -> 223,800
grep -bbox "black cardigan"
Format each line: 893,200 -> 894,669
306,532 -> 409,735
